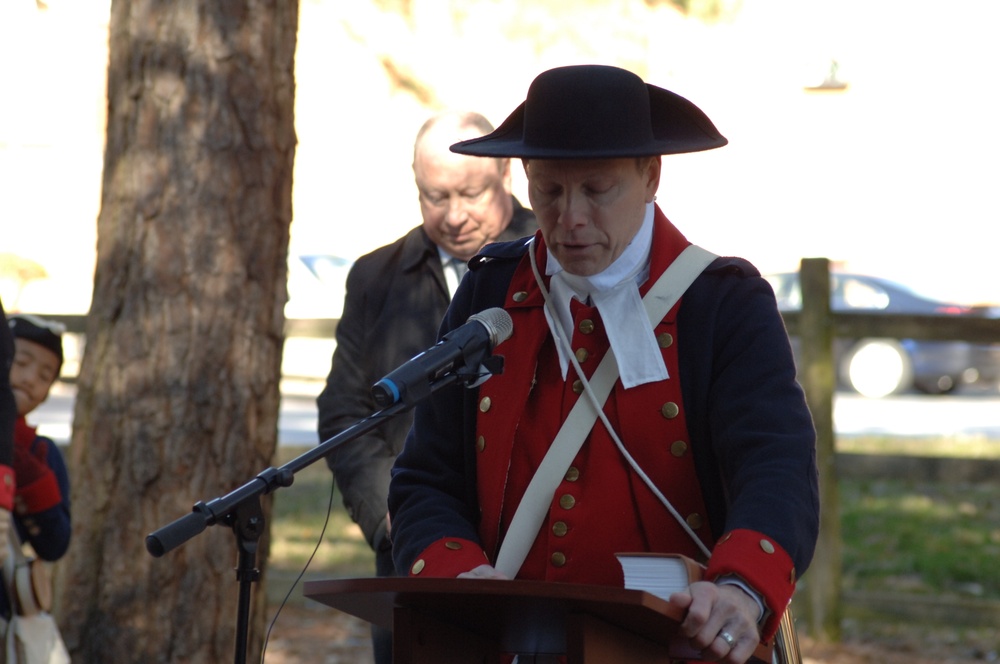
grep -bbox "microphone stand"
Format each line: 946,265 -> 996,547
145,355 -> 502,664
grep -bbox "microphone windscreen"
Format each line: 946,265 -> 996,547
468,307 -> 514,347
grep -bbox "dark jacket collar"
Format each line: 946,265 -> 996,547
398,225 -> 441,274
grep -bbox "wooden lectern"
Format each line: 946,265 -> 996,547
304,577 -> 717,663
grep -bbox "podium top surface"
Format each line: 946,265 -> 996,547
304,576 -> 686,653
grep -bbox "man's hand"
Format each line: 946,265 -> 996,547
669,580 -> 761,663
456,564 -> 509,580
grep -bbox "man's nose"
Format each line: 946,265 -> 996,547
445,197 -> 470,226
557,191 -> 588,229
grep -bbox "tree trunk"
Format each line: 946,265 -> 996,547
54,1 -> 298,662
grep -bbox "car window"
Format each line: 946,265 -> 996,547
833,276 -> 890,311
764,274 -> 801,310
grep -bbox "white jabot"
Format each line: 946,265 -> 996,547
544,202 -> 669,388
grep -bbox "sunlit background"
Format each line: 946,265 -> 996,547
2,0 -> 998,322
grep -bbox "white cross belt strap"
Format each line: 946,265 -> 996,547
494,243 -> 718,579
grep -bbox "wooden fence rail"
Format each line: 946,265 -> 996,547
37,314 -> 340,340
793,257 -> 1000,641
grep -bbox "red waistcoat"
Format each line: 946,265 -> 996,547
474,216 -> 713,586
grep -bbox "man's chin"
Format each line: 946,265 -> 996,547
444,243 -> 477,262
554,251 -> 605,277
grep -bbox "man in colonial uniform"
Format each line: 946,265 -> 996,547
388,65 -> 819,664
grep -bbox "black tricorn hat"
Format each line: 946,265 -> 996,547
451,64 -> 728,159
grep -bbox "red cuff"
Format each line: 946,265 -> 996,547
705,528 -> 796,640
14,468 -> 62,515
406,537 -> 490,577
0,466 -> 14,511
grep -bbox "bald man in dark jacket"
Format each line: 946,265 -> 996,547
316,110 -> 536,664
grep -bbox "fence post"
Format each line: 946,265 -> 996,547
798,257 -> 842,641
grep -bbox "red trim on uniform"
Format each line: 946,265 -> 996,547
705,528 -> 796,640
14,469 -> 61,514
0,465 -> 15,511
408,537 -> 491,577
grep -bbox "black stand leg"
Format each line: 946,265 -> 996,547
230,498 -> 265,664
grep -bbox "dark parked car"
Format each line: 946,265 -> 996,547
764,272 -> 1000,398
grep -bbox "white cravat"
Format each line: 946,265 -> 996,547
544,203 -> 669,388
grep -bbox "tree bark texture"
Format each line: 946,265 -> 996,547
55,1 -> 298,662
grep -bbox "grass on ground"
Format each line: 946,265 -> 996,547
268,448 -> 374,579
268,437 -> 1000,603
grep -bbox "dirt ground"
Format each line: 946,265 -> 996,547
261,602 -> 996,664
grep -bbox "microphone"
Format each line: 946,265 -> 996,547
371,307 -> 513,408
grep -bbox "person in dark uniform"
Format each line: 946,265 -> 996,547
317,110 -> 537,663
2,314 -> 72,620
388,66 -> 819,664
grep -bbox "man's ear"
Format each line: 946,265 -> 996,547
645,156 -> 662,203
500,158 -> 513,194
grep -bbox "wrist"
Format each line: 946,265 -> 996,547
715,575 -> 767,626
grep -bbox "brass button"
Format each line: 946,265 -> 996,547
660,402 -> 679,419
411,559 -> 426,575
572,379 -> 584,394
686,513 -> 703,530
512,291 -> 528,302
670,440 -> 688,457
551,552 -> 567,567
445,541 -> 463,550
578,319 -> 595,334
657,332 -> 673,348
552,521 -> 568,537
559,494 -> 576,510
760,539 -> 775,554
790,567 -> 796,583
575,348 -> 589,363
564,467 -> 580,482
477,435 -> 486,452
479,396 -> 492,412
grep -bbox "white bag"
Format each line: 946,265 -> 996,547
3,521 -> 70,664
8,613 -> 70,664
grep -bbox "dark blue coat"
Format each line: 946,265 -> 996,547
389,228 -> 820,633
